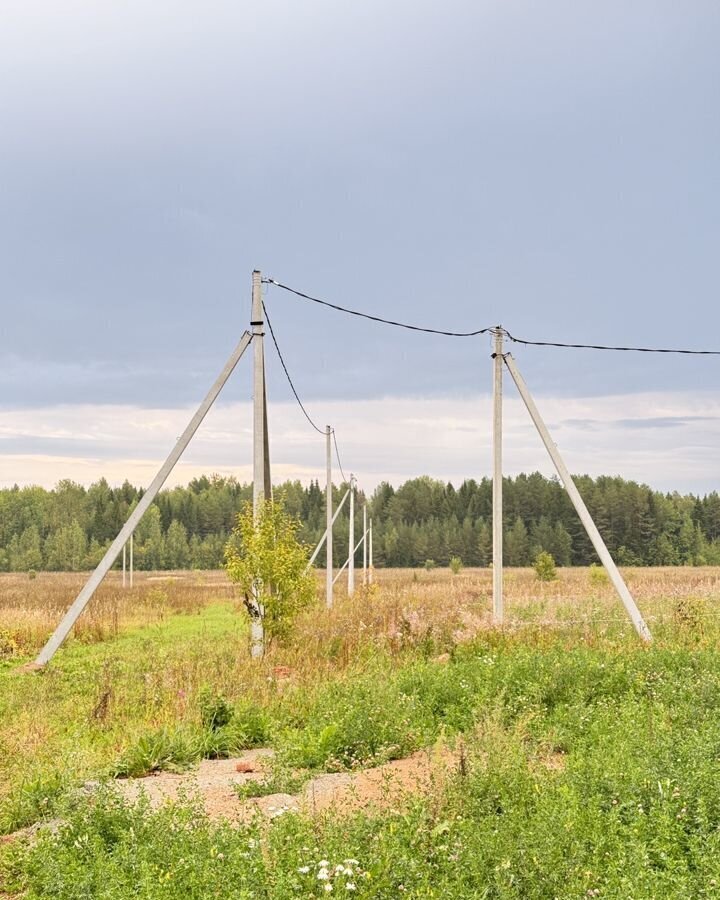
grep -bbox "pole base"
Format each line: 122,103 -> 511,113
15,661 -> 46,674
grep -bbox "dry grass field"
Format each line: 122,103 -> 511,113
2,565 -> 720,659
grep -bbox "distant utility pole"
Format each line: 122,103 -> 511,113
122,531 -> 135,589
251,269 -> 269,657
492,328 -> 504,623
348,475 -> 356,596
368,517 -> 373,584
363,504 -> 368,586
326,425 -> 333,608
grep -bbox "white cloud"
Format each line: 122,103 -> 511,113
1,390 -> 719,494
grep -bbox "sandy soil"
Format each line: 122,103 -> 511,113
114,745 -> 461,823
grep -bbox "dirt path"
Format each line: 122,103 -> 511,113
114,745 -> 461,822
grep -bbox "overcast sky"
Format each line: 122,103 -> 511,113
2,1 -> 719,493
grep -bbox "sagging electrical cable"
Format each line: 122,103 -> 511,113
263,300 -> 349,483
265,278 -> 720,355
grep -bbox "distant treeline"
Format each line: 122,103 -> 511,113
1,472 -> 720,572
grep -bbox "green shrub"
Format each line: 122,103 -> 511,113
424,559 -> 436,571
0,628 -> 19,659
112,699 -> 272,778
277,673 -> 431,770
0,772 -> 65,835
449,556 -> 463,575
198,686 -> 233,731
232,700 -> 272,747
234,768 -> 306,799
533,551 -> 557,582
111,727 -> 200,778
225,498 -> 316,643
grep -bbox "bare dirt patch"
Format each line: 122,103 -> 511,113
114,746 -> 460,823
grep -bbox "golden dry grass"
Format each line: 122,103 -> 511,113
0,570 -> 236,654
2,565 -> 720,661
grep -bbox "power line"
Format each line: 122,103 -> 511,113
264,278 -> 493,337
263,301 -> 325,434
265,278 -> 720,356
503,329 -> 720,356
332,429 -> 347,484
263,300 -> 349,483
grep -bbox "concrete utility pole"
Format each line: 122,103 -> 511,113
33,330 -> 253,666
252,270 -> 268,515
129,534 -> 134,588
122,544 -> 126,588
492,328 -> 504,623
262,370 -> 272,502
363,504 -> 368,586
368,517 -> 373,584
251,269 -> 268,658
326,426 -> 333,608
348,475 -> 356,596
503,353 -> 652,643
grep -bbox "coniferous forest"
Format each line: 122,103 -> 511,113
1,472 -> 720,572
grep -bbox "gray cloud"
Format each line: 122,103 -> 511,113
2,1 -> 720,412
560,415 -> 719,431
614,416 -> 719,430
3,390 -> 720,494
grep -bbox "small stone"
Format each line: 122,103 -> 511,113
235,761 -> 256,773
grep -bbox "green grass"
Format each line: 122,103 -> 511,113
0,603 -> 251,833
5,639 -> 720,897
4,598 -> 720,896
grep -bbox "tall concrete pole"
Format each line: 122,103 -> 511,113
348,475 -> 355,596
129,533 -> 134,588
251,270 -> 267,657
492,328 -> 504,624
326,426 -> 333,608
122,544 -> 126,588
252,270 -> 267,515
504,353 -> 652,643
